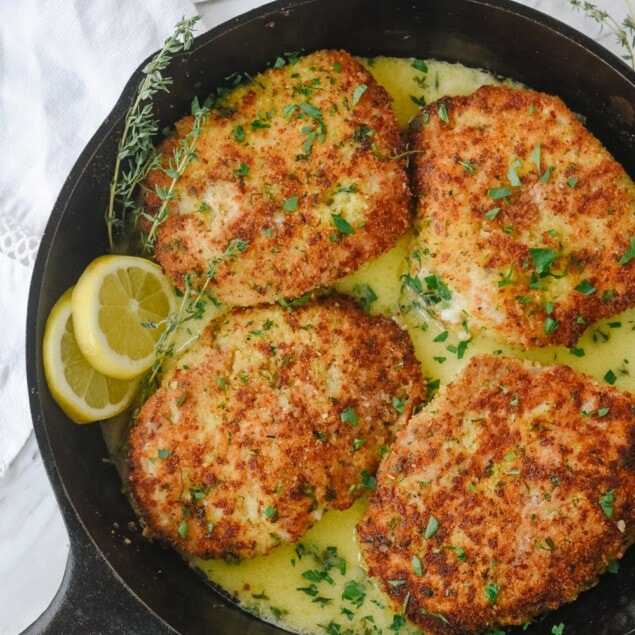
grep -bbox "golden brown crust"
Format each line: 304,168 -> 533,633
358,354 -> 635,634
408,85 -> 635,348
128,295 -> 425,559
143,49 -> 410,306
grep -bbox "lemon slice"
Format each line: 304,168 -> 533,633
72,255 -> 176,380
43,288 -> 139,424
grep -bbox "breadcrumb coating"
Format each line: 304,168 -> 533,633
358,354 -> 635,634
128,296 -> 425,559
408,85 -> 635,348
143,49 -> 410,306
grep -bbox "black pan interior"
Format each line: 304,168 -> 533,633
27,0 -> 635,633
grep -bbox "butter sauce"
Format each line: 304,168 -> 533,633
105,56 -> 635,635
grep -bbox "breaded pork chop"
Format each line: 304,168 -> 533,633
358,354 -> 635,635
128,295 -> 425,560
408,85 -> 635,348
142,49 -> 410,306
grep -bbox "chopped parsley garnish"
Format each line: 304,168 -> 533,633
498,264 -> 515,288
234,162 -> 250,177
459,158 -> 476,174
447,338 -> 471,359
531,142 -> 541,170
352,83 -> 368,107
599,489 -> 615,518
604,369 -> 617,385
177,520 -> 188,539
438,103 -> 449,123
619,236 -> 635,265
507,158 -> 522,186
423,274 -> 452,301
278,292 -> 312,309
388,614 -> 407,631
176,391 -> 187,407
419,608 -> 449,624
484,207 -> 501,220
352,123 -> 374,142
264,505 -> 279,521
352,438 -> 365,451
529,248 -> 557,275
298,102 -> 322,120
426,378 -> 440,401
233,125 -> 245,142
340,406 -> 359,426
331,213 -> 355,235
411,554 -> 423,576
411,59 -> 428,73
484,582 -> 500,604
342,579 -> 365,604
283,195 -> 299,212
424,515 -> 439,539
544,317 -> 560,335
401,273 -> 423,294
488,187 -> 512,200
540,166 -> 553,183
250,114 -> 271,130
302,570 -> 331,585
352,283 -> 377,313
392,395 -> 406,414
574,279 -> 596,295
361,470 -> 376,490
535,537 -> 557,552
157,448 -> 170,459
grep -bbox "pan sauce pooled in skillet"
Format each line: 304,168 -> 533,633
358,354 -> 635,635
142,49 -> 411,306
407,85 -> 635,349
127,295 -> 425,559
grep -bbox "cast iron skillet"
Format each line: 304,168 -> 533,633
26,0 -> 635,632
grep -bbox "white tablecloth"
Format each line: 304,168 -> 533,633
0,0 -> 629,632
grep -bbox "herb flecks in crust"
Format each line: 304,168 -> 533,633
128,295 -> 425,559
142,49 -> 410,306
408,85 -> 635,348
358,354 -> 635,634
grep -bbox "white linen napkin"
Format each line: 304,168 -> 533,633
0,0 -> 201,475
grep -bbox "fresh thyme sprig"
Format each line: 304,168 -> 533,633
566,0 -> 635,69
106,16 -> 201,251
140,238 -> 249,398
135,96 -> 212,252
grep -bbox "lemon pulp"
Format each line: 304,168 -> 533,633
72,255 -> 176,380
43,288 -> 139,424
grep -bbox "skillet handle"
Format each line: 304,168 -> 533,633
23,509 -> 173,635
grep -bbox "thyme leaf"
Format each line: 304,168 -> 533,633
138,96 -> 212,252
106,16 -> 202,250
566,0 -> 635,69
140,238 -> 249,398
